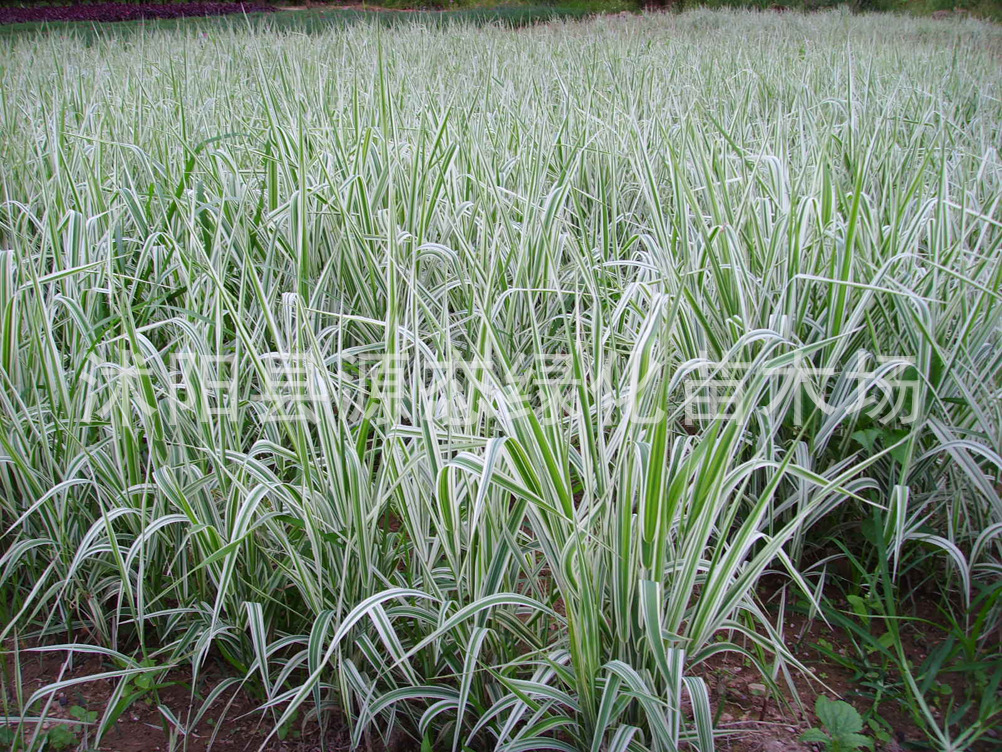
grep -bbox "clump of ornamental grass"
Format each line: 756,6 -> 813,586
0,9 -> 1000,752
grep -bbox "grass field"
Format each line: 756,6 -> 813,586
1,9 -> 1001,752
0,5 -> 605,40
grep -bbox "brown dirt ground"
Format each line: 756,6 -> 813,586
1,646 -> 356,752
2,606 -> 997,752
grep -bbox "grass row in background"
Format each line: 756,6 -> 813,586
0,0 -> 997,8
1,0 -> 999,36
685,0 -> 1002,19
0,4 -> 604,37
271,0 -> 1002,19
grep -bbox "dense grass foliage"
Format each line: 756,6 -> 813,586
0,5 -> 595,37
1,10 -> 1000,751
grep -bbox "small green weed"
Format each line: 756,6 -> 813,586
800,697 -> 874,752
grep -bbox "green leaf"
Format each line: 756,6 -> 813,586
846,595 -> 869,619
0,727 -> 18,751
799,728 -> 831,744
843,732 -> 875,750
69,705 -> 98,723
883,428 -> 911,465
46,725 -> 78,751
816,696 -> 864,736
135,673 -> 155,691
851,428 -> 881,453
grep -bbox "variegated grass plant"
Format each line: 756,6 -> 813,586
1,9 -> 1000,751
